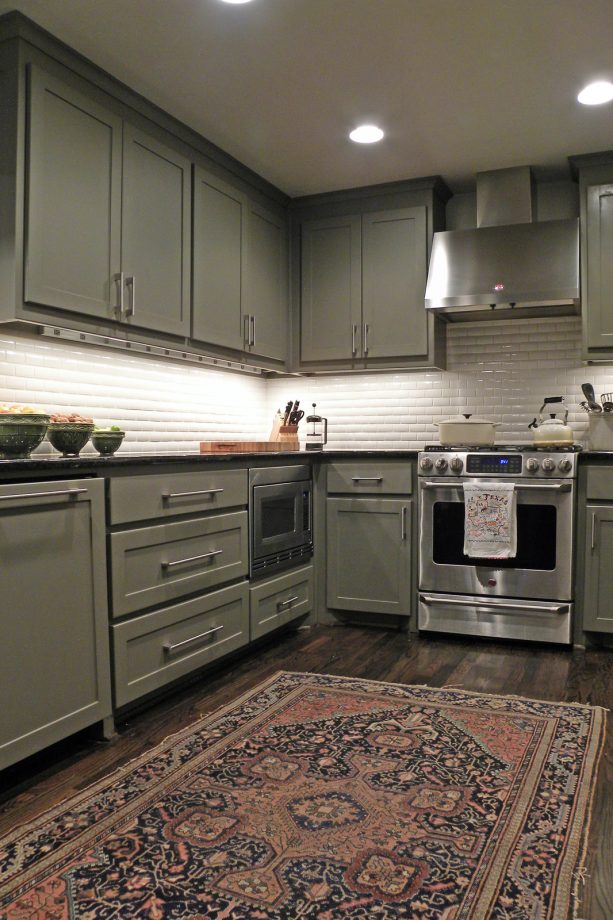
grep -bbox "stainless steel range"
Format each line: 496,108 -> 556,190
418,445 -> 579,644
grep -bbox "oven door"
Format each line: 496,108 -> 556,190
251,480 -> 312,562
419,478 -> 574,600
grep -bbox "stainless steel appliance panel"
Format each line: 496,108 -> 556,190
418,477 -> 574,601
418,593 -> 572,644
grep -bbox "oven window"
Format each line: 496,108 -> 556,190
432,501 -> 557,569
261,495 -> 296,539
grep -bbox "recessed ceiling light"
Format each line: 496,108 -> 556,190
219,0 -> 254,5
577,81 -> 613,105
349,124 -> 384,144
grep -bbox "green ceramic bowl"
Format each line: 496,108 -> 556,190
0,414 -> 50,459
91,430 -> 125,456
47,423 -> 95,457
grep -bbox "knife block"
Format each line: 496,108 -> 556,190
277,424 -> 299,449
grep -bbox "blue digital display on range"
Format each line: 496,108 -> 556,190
466,454 -> 522,474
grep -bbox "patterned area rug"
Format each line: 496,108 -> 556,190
0,672 -> 606,919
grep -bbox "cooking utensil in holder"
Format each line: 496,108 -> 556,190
277,424 -> 299,449
601,392 -> 613,412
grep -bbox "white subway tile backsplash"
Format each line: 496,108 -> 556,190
4,316 -> 613,454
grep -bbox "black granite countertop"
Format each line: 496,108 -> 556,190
0,448 -> 420,474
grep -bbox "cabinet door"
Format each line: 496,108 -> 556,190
301,215 -> 362,362
585,184 -> 613,350
121,124 -> 191,336
0,479 -> 111,770
582,505 -> 613,632
245,200 -> 288,361
25,66 -> 122,318
192,167 -> 246,351
327,498 -> 411,615
362,206 -> 428,359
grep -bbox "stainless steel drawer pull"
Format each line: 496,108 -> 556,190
126,275 -> 136,317
0,488 -> 88,502
277,595 -> 299,610
161,549 -> 223,570
163,624 -> 224,654
351,476 -> 383,483
420,594 -> 569,615
162,488 -> 224,500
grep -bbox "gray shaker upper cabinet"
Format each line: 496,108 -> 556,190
25,65 -> 122,320
25,65 -> 190,337
300,215 -> 362,362
192,168 -> 246,352
121,125 -> 191,337
244,200 -> 288,362
585,182 -> 613,352
295,179 -> 449,372
193,167 -> 288,363
362,207 -> 428,359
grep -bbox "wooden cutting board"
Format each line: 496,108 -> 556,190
200,440 -> 299,453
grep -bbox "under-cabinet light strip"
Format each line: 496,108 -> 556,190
38,325 -> 265,376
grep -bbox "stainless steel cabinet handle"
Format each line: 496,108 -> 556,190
352,323 -> 358,356
401,505 -> 407,541
351,476 -> 383,482
244,314 -> 251,346
161,549 -> 223,570
421,480 -> 571,492
163,624 -> 223,654
250,315 -> 256,348
420,594 -> 569,615
162,488 -> 224,500
591,511 -> 596,550
126,275 -> 136,317
114,271 -> 124,318
0,488 -> 88,502
277,595 -> 299,610
363,323 -> 370,355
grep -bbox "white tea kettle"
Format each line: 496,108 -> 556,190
528,396 -> 574,447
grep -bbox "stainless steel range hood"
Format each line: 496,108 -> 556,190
425,166 -> 580,320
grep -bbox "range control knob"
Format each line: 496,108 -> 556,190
542,458 -> 556,472
450,456 -> 464,473
526,457 -> 540,472
419,456 -> 433,472
558,458 -> 572,472
435,457 -> 448,472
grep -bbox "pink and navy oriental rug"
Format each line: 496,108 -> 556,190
0,671 -> 606,919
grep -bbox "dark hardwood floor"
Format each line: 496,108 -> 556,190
1,624 -> 611,919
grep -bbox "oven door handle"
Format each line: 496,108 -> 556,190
420,480 -> 572,492
419,594 -> 570,615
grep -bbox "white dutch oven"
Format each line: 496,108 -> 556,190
434,413 -> 500,447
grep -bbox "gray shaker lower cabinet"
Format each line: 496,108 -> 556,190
0,479 -> 112,770
112,582 -> 249,707
582,505 -> 613,633
327,498 -> 412,615
250,565 -> 314,640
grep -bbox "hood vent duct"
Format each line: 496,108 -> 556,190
425,166 -> 580,320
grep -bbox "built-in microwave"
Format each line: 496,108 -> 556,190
249,465 -> 313,579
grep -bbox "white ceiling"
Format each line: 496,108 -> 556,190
1,0 -> 612,196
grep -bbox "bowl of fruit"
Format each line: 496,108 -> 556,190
91,426 -> 125,456
46,412 -> 95,457
0,404 -> 50,458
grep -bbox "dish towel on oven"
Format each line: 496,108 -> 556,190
463,481 -> 517,559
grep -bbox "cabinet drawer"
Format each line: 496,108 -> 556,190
250,565 -> 314,640
586,467 -> 613,500
110,511 -> 248,617
109,469 -> 247,524
112,582 -> 249,707
327,461 -> 412,495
